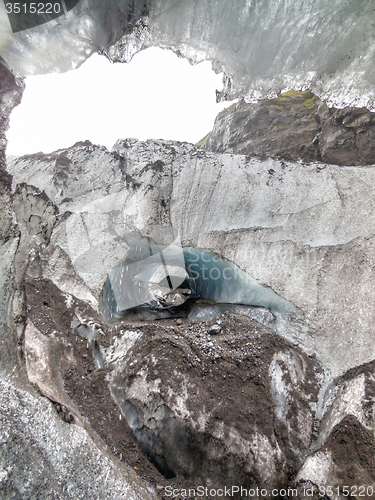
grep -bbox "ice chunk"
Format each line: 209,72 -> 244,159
187,304 -> 276,327
0,0 -> 149,75
103,235 -> 188,314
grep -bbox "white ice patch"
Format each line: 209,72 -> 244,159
296,451 -> 335,484
126,369 -> 161,403
102,330 -> 142,366
167,371 -> 194,421
63,292 -> 73,309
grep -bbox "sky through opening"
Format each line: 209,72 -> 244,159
6,47 -> 234,157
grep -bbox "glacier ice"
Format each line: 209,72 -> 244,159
101,235 -> 190,317
1,1 -> 375,109
183,247 -> 297,313
0,0 -> 150,75
100,236 -> 298,320
7,138 -> 375,376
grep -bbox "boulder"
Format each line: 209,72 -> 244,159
199,90 -> 324,162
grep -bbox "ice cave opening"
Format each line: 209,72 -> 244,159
100,235 -> 298,322
6,47 -> 233,158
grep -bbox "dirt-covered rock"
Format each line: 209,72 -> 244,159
295,416 -> 375,491
199,90 -> 324,162
20,274 -> 321,496
21,271 -> 375,496
268,349 -> 322,467
200,90 -> 375,166
316,360 -> 375,450
294,361 -> 375,491
319,106 -> 375,166
105,313 -> 323,493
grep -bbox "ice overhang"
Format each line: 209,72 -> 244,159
1,0 -> 375,109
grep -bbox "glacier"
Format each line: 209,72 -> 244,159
2,0 -> 375,494
0,0 -> 375,109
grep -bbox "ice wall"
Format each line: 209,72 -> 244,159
8,137 -> 375,375
1,1 -> 375,108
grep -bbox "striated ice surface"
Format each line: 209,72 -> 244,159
1,1 -> 375,108
0,0 -> 149,75
187,303 -> 276,326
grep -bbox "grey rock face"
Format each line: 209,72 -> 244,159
13,183 -> 58,281
0,62 -> 24,378
200,90 -> 375,166
319,106 -> 375,165
200,91 -> 324,162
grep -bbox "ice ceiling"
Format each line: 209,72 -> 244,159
1,0 -> 375,109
